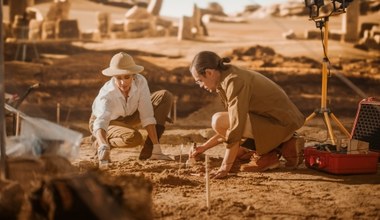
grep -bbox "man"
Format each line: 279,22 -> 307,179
89,52 -> 173,162
189,51 -> 305,179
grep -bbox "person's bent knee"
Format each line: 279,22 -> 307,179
211,112 -> 228,131
128,132 -> 144,148
109,130 -> 143,148
160,90 -> 174,106
153,90 -> 174,125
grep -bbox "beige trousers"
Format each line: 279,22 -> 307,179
89,90 -> 173,148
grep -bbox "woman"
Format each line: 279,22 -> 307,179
189,51 -> 305,179
89,52 -> 173,162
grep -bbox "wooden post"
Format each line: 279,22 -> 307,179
173,96 -> 177,123
97,12 -> 110,38
205,155 -> 210,208
343,0 -> 360,43
15,112 -> 20,136
9,0 -> 34,24
0,0 -> 9,180
177,16 -> 193,41
177,144 -> 183,175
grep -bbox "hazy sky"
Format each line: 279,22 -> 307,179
160,0 -> 289,17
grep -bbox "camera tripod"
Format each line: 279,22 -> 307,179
304,16 -> 351,145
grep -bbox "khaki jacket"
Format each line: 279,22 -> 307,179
217,65 -> 305,155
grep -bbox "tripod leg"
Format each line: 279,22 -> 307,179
323,112 -> 336,145
22,44 -> 27,61
306,112 -> 317,123
330,113 -> 351,138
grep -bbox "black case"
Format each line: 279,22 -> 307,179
350,97 -> 380,153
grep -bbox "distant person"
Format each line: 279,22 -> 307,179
189,51 -> 305,179
89,52 -> 173,163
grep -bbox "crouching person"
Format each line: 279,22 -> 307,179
89,52 -> 173,163
189,51 -> 305,179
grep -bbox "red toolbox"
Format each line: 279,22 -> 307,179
304,97 -> 380,174
304,146 -> 379,174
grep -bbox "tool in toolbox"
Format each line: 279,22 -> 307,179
305,97 -> 380,174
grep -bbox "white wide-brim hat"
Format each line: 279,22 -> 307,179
102,52 -> 144,76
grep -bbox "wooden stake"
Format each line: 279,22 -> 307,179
15,112 -> 20,136
56,103 -> 60,124
64,107 -> 72,124
173,96 -> 177,123
205,155 -> 210,208
178,144 -> 183,174
0,0 -> 9,180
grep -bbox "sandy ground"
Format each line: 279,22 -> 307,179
2,1 -> 380,219
74,125 -> 380,219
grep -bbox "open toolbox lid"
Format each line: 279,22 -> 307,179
350,97 -> 380,153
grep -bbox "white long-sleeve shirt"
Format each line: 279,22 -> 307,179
91,74 -> 156,134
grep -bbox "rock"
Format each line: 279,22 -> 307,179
282,29 -> 296,39
97,12 -> 110,37
0,180 -> 24,220
125,5 -> 152,20
46,0 -> 71,21
177,16 -> 193,41
124,19 -> 152,32
56,19 -> 80,39
28,19 -> 42,40
41,20 -> 56,40
28,173 -> 153,220
5,157 -> 45,190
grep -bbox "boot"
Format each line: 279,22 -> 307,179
240,150 -> 280,172
241,138 -> 256,151
280,135 -> 305,168
139,124 -> 165,160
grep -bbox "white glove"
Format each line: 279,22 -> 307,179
150,144 -> 173,161
98,143 -> 111,162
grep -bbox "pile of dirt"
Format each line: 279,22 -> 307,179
0,155 -> 155,219
224,45 -> 321,68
